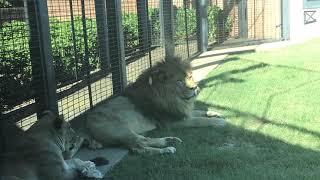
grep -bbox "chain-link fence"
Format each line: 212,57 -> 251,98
0,0 -> 283,129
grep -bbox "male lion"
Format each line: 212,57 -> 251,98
85,57 -> 225,155
0,111 -> 103,180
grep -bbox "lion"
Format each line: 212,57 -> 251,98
84,56 -> 225,155
0,111 -> 103,180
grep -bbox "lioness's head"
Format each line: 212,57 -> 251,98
32,111 -> 83,159
148,57 -> 199,101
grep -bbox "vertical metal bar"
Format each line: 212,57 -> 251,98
26,0 -> 58,115
145,1 -> 153,67
106,0 -> 127,93
254,0 -> 256,38
281,0 -> 290,40
238,0 -> 248,38
262,0 -> 265,38
183,0 -> 190,58
81,0 -> 93,108
69,0 -> 79,79
160,0 -> 174,58
137,0 -> 151,54
94,0 -> 110,72
0,114 -> 4,153
196,0 -> 208,52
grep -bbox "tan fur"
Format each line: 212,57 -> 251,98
0,111 -> 102,180
85,57 -> 226,155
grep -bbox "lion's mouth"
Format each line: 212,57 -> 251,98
182,94 -> 196,100
181,89 -> 199,100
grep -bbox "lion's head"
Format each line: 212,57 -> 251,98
27,111 -> 83,159
124,56 -> 199,121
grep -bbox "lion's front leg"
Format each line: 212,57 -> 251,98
65,158 -> 103,179
192,110 -> 222,118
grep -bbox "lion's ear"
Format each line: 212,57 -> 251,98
53,114 -> 65,130
149,69 -> 167,85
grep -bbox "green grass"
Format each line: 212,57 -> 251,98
109,39 -> 320,180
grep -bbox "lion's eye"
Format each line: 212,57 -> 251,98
69,144 -> 75,151
177,80 -> 184,86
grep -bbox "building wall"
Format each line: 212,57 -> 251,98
289,1 -> 320,40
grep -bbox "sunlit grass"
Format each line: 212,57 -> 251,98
109,39 -> 320,180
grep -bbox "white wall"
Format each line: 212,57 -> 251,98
289,1 -> 320,40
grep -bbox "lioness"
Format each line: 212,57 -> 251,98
85,57 -> 225,154
0,111 -> 103,180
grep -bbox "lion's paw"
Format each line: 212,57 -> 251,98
206,110 -> 222,118
161,147 -> 176,154
164,137 -> 183,146
79,160 -> 103,179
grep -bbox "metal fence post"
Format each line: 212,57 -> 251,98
196,0 -> 208,52
26,0 -> 58,115
183,0 -> 190,58
281,0 -> 290,40
80,0 -> 93,108
160,0 -> 175,58
95,0 -> 110,71
137,0 -> 151,54
106,0 -> 127,93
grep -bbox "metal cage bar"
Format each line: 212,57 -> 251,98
27,0 -> 58,115
106,0 -> 127,92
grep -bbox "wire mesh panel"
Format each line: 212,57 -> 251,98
122,0 -> 151,84
46,0 -> 124,121
0,1 -> 43,129
148,0 -> 166,64
172,0 -> 189,59
122,0 -> 166,84
185,0 -> 198,56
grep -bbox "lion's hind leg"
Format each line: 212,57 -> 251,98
131,146 -> 177,155
126,133 -> 182,155
142,136 -> 182,148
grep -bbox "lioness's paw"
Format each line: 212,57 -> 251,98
87,139 -> 103,150
161,147 -> 176,154
80,161 -> 103,179
206,110 -> 222,118
164,137 -> 183,146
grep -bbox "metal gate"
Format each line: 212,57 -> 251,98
207,0 -> 282,48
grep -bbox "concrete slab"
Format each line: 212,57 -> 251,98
74,147 -> 128,177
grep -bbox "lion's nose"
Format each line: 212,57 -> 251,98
190,86 -> 200,95
194,86 -> 200,95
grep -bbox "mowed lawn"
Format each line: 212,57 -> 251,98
109,39 -> 320,180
